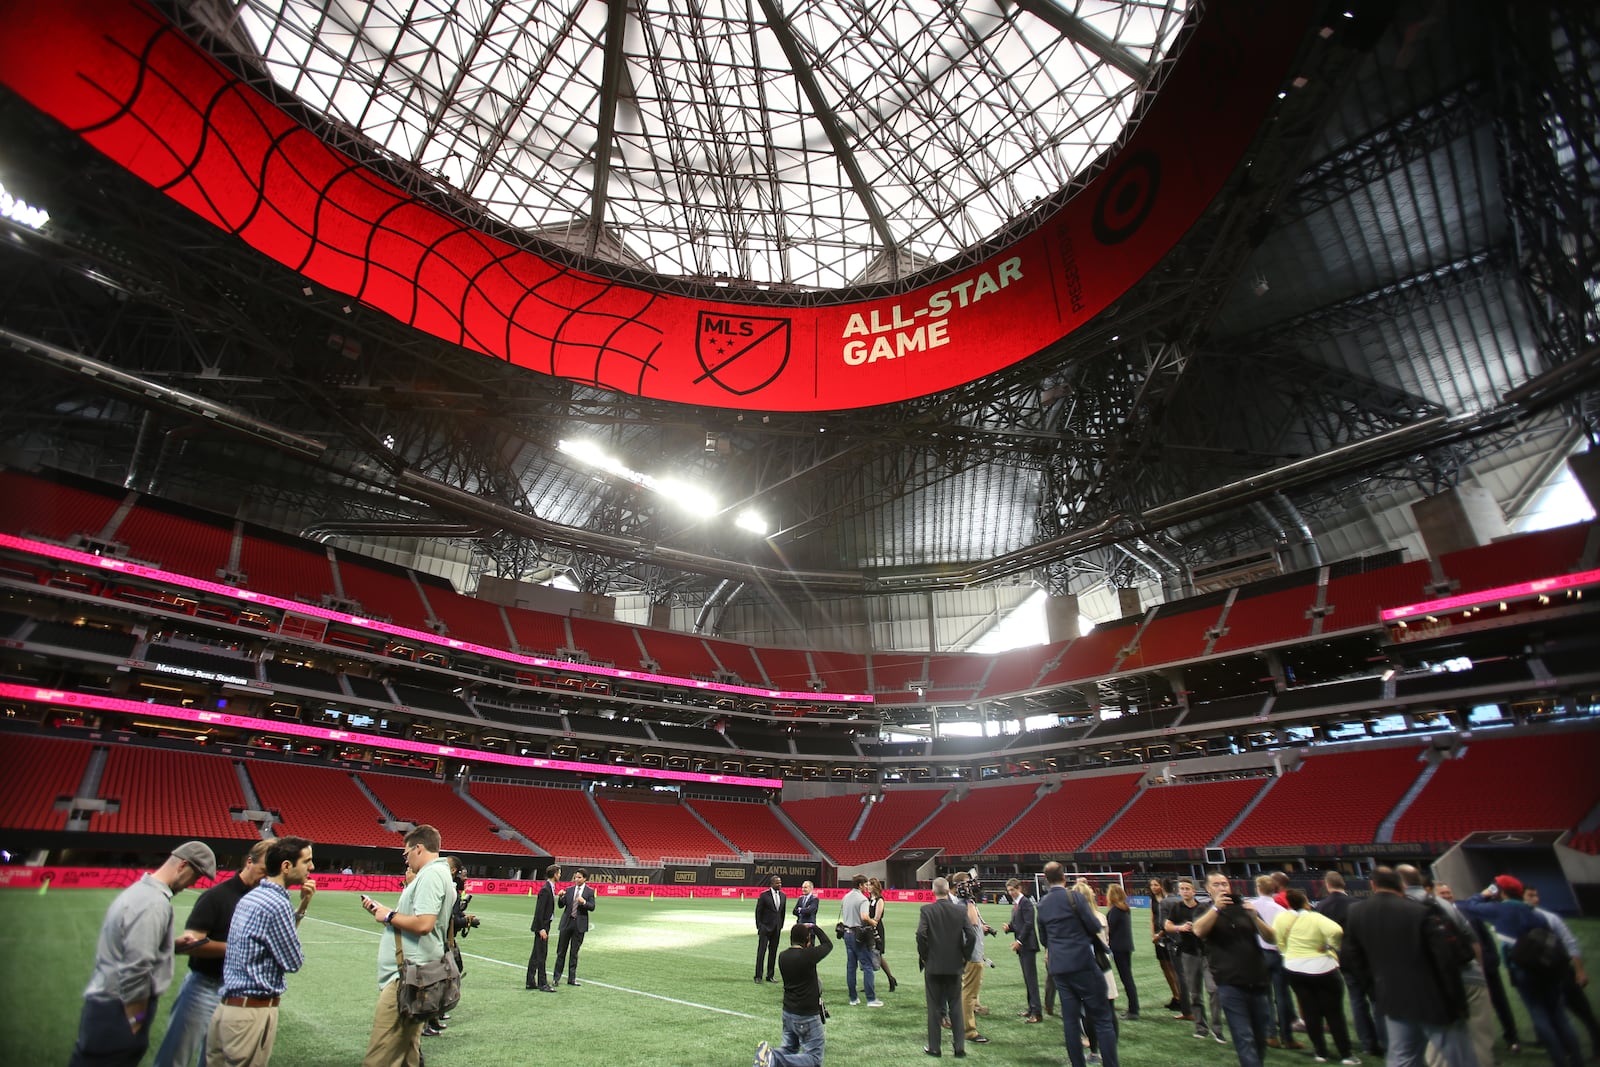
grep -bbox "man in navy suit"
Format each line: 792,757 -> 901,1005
525,863 -> 560,991
1005,877 -> 1043,1023
755,876 -> 787,983
793,881 -> 820,928
552,869 -> 596,986
1039,861 -> 1120,1067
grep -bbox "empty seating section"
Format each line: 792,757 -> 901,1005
0,735 -> 92,830
756,647 -> 815,690
636,628 -> 720,678
871,653 -> 928,693
782,794 -> 872,865
811,650 -> 870,693
1440,523 -> 1591,594
1038,622 -> 1140,686
1393,731 -> 1600,844
247,761 -> 397,846
1120,603 -> 1225,672
1211,586 -> 1318,653
902,781 -> 1038,855
468,781 -> 623,861
1224,745 -> 1426,848
841,789 -> 945,864
429,592 -> 513,650
236,535 -> 336,604
978,643 -> 1060,697
1321,560 -> 1432,634
506,608 -> 569,656
988,773 -> 1142,853
360,772 -> 528,854
1091,778 -> 1267,852
703,636 -> 767,684
566,616 -> 643,667
595,797 -> 736,864
924,653 -> 989,696
92,747 -> 256,839
0,470 -> 119,542
686,799 -> 812,857
116,504 -> 233,581
335,554 -> 432,630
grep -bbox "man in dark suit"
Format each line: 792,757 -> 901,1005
552,868 -> 596,987
916,876 -> 976,1057
793,881 -> 820,928
1341,866 -> 1475,1067
1004,877 -> 1043,1023
1039,860 -> 1120,1067
525,863 -> 560,991
755,876 -> 787,983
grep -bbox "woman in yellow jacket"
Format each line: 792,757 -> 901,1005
1273,888 -> 1360,1065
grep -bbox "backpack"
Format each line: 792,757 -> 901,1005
1507,923 -> 1569,983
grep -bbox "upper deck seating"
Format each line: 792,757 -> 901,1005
594,797 -> 736,864
1224,745 -> 1427,848
686,799 -> 812,857
1090,778 -> 1268,852
116,502 -> 233,581
987,772 -> 1142,853
901,781 -> 1038,855
0,469 -> 120,543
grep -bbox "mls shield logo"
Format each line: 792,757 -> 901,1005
694,312 -> 791,396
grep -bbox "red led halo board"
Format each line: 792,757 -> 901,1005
0,0 -> 1309,411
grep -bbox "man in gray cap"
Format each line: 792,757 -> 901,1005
70,841 -> 217,1067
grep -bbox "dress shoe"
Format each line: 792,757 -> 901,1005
538,985 -> 556,992
421,1024 -> 443,1038
923,1049 -> 941,1058
754,976 -> 763,983
1119,1012 -> 1139,1021
1024,1015 -> 1043,1024
1267,1038 -> 1282,1048
970,1035 -> 990,1044
567,979 -> 581,986
1282,1040 -> 1305,1050
766,977 -> 778,983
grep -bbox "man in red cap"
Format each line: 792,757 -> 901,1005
1458,875 -> 1583,1067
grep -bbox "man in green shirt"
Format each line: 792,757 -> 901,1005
359,825 -> 453,1067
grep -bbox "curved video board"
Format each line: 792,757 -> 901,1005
1,0 -> 1308,411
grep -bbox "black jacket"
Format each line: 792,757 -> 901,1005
1006,892 -> 1040,953
917,898 -> 976,976
1341,891 -> 1466,1025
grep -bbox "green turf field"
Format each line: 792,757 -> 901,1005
4,888 -> 1594,1066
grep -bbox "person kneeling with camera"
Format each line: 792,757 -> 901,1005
754,923 -> 833,1067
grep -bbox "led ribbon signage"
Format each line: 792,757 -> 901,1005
0,0 -> 1309,411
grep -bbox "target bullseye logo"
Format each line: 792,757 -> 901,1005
1093,150 -> 1161,245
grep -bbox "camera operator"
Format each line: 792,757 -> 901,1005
952,871 -> 995,1046
423,856 -> 476,1038
754,923 -> 833,1067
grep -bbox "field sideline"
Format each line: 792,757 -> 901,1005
3,888 -> 1593,1066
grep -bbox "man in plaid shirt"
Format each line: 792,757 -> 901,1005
204,838 -> 314,1067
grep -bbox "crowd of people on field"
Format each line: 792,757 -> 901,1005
754,864 -> 1599,1067
64,837 -> 1598,1067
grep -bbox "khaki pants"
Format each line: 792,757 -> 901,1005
961,961 -> 985,1039
204,1002 -> 278,1067
1424,984 -> 1494,1067
361,979 -> 423,1067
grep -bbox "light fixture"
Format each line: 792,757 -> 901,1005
736,510 -> 769,535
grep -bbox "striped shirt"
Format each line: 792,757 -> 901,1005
221,881 -> 304,998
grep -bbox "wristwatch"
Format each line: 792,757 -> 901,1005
382,911 -> 395,925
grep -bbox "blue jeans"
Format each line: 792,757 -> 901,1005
1052,967 -> 1119,1067
1515,978 -> 1583,1067
843,931 -> 876,1002
769,1009 -> 825,1067
1344,969 -> 1386,1052
1265,951 -> 1294,1040
1215,984 -> 1271,1067
1385,1015 -> 1477,1067
152,972 -> 223,1067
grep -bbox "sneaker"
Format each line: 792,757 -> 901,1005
1086,1054 -> 1101,1065
421,1024 -> 443,1038
754,1040 -> 772,1067
1314,1057 -> 1328,1064
1174,1013 -> 1195,1021
969,1035 -> 989,1044
1193,1031 -> 1209,1040
1293,1020 -> 1308,1033
1215,1031 -> 1227,1044
849,999 -> 860,1006
1340,1059 -> 1362,1066
867,1000 -> 885,1008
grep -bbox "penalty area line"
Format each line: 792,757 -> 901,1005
301,915 -> 757,1019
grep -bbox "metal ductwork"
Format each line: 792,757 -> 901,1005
1273,492 -> 1322,569
303,522 -> 485,543
693,580 -> 735,633
2,327 -> 1536,596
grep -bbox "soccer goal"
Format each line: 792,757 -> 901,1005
1032,869 -> 1126,903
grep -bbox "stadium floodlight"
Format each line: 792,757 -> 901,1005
558,439 -> 716,517
735,510 -> 769,535
655,477 -> 717,518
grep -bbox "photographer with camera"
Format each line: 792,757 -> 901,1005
753,922 -> 833,1067
1194,872 -> 1277,1067
951,871 -> 994,1046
